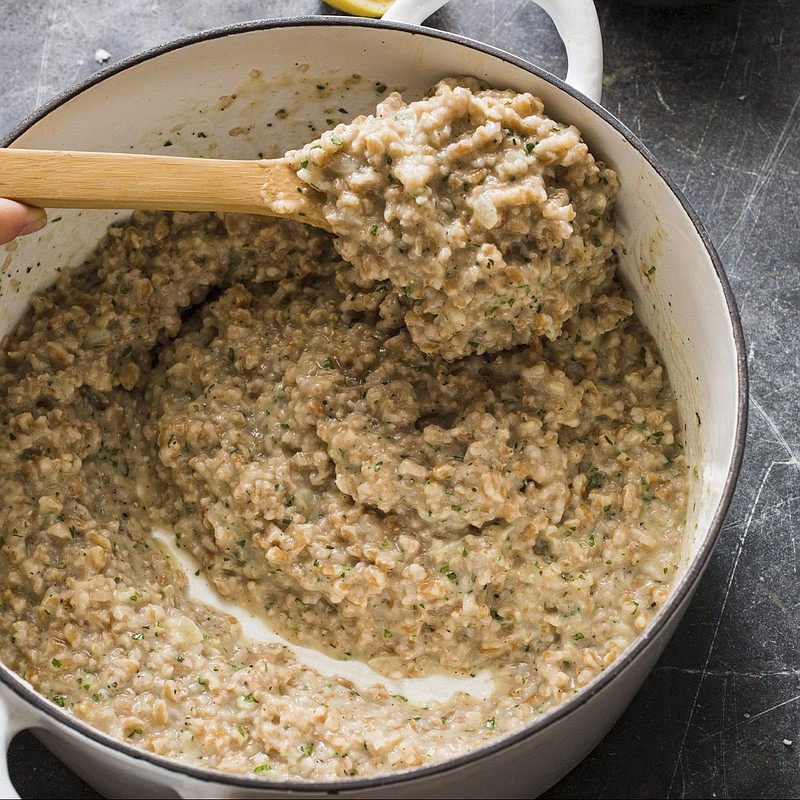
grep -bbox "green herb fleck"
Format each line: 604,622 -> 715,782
439,565 -> 458,582
586,467 -> 605,490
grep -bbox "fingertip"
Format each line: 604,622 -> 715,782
0,200 -> 48,244
19,207 -> 48,236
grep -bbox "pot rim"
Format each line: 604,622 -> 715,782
0,13 -> 748,794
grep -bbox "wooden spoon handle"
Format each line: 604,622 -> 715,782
0,148 -> 329,229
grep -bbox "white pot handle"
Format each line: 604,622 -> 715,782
0,684 -> 30,800
382,0 -> 604,103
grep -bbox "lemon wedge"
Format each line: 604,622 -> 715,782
323,0 -> 395,18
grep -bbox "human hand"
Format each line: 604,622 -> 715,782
0,199 -> 47,244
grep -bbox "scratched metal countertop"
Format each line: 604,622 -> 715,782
1,1 -> 797,798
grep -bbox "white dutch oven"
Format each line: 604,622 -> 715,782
0,1 -> 746,797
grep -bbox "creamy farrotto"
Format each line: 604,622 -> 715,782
0,79 -> 687,780
279,77 -> 621,361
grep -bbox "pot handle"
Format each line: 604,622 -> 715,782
0,684 -> 30,800
382,0 -> 604,103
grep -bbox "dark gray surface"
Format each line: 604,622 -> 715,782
1,1 -> 798,798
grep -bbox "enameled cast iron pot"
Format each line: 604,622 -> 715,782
0,1 -> 746,797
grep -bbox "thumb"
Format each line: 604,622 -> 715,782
0,199 -> 47,245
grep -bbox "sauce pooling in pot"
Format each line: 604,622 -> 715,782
0,79 -> 686,780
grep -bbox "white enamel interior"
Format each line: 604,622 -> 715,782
0,20 -> 743,799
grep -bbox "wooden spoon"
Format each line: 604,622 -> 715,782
0,148 -> 330,230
